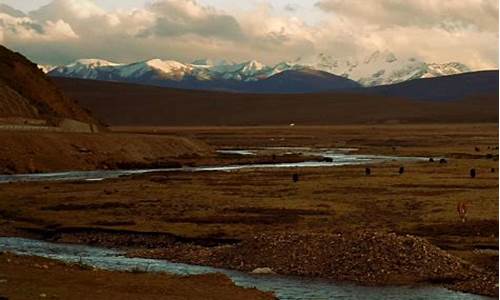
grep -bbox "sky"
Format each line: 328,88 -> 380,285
0,0 -> 498,69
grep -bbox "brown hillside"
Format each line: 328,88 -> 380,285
55,77 -> 498,126
0,45 -> 97,125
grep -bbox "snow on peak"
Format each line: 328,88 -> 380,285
38,64 -> 55,73
70,58 -> 121,68
46,54 -> 471,86
425,62 -> 470,77
145,59 -> 188,72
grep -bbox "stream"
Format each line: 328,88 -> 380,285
0,237 -> 490,300
0,148 -> 426,183
1,148 -> 478,299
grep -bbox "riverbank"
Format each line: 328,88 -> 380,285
0,124 -> 497,298
0,131 -> 331,175
0,252 -> 275,300
0,159 -> 496,296
0,131 -> 211,174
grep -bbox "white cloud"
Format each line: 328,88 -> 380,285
0,0 -> 497,70
315,0 -> 498,32
314,0 -> 499,69
0,13 -> 78,42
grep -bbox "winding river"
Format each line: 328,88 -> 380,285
1,148 -> 479,299
0,148 -> 426,183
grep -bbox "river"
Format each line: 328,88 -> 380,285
0,148 -> 426,183
0,237 -> 490,300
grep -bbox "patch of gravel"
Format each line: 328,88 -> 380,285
130,230 -> 498,297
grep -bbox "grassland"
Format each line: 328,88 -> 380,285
0,123 -> 497,296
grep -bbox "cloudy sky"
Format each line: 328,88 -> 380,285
0,0 -> 497,69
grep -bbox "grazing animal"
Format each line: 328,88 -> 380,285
292,173 -> 299,182
475,147 -> 480,152
457,201 -> 468,223
324,157 -> 333,163
470,168 -> 476,178
365,167 -> 371,176
439,158 -> 447,164
429,158 -> 434,162
399,166 -> 405,175
491,168 -> 496,173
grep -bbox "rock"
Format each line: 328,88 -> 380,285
251,267 -> 275,275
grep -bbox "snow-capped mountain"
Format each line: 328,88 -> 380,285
49,59 -> 123,80
46,52 -> 471,92
303,51 -> 471,86
49,58 -> 295,83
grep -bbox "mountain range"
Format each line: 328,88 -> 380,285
45,51 -> 473,93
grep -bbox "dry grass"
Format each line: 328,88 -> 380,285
0,124 -> 497,270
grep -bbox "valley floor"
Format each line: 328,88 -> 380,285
0,123 -> 498,297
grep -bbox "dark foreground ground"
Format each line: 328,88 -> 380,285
0,124 -> 498,297
0,253 -> 275,300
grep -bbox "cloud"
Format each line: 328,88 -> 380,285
315,0 -> 498,31
0,0 -> 497,70
0,4 -> 26,18
314,0 -> 498,68
0,12 -> 78,42
284,4 -> 298,12
141,0 -> 243,40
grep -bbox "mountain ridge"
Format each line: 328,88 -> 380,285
46,52 -> 474,93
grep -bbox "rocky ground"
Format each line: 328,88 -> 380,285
129,230 -> 498,297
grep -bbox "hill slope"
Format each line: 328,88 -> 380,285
54,76 -> 498,126
246,69 -> 361,93
359,70 -> 498,101
0,45 -> 97,125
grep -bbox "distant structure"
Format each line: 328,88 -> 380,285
365,167 -> 371,176
470,168 -> 476,178
292,173 -> 299,182
399,166 -> 405,175
457,201 -> 468,223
